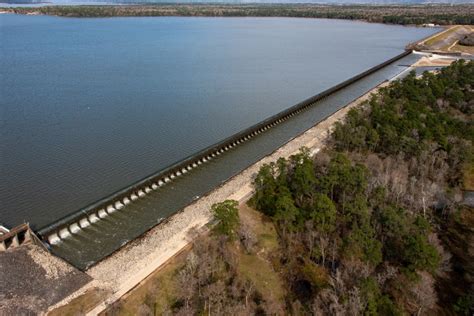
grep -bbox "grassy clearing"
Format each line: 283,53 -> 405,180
101,203 -> 284,314
237,252 -> 285,302
463,163 -> 474,191
236,204 -> 285,302
105,250 -> 187,316
423,25 -> 474,53
453,43 -> 474,55
425,26 -> 460,47
239,204 -> 279,253
49,288 -> 109,316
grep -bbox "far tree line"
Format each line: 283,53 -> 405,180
6,4 -> 474,25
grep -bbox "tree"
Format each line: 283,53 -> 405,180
289,148 -> 317,207
273,187 -> 299,232
345,222 -> 382,267
360,277 -> 381,316
253,163 -> 278,214
307,193 -> 337,265
402,234 -> 440,272
310,193 -> 337,234
212,200 -> 240,239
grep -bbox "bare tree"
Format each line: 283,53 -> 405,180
347,287 -> 364,316
407,271 -> 438,315
375,264 -> 397,288
428,233 -> 452,274
239,223 -> 257,254
137,303 -> 153,316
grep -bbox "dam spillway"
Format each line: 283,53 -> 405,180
41,52 -> 421,270
1,15 -> 440,233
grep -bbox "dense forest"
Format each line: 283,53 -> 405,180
5,4 -> 474,25
109,62 -> 473,315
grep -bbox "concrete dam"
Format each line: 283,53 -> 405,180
37,51 -> 419,270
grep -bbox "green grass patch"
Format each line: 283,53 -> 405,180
111,251 -> 187,316
259,232 -> 279,252
237,251 -> 285,302
240,204 -> 279,253
237,204 -> 285,302
50,288 -> 108,316
425,26 -> 459,47
463,163 -> 474,191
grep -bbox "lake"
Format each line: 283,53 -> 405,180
0,14 -> 437,229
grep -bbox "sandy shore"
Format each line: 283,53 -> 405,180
46,81 -> 387,315
413,53 -> 457,67
414,56 -> 455,67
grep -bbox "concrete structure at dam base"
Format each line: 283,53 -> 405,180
0,223 -> 47,252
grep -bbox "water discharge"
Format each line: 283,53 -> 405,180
51,53 -> 421,269
0,15 -> 439,267
0,15 -> 438,231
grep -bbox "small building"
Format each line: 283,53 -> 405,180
0,223 -> 33,251
0,224 -> 9,236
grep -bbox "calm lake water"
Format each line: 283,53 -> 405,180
0,15 -> 437,229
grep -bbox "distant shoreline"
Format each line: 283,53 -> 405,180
2,3 -> 473,25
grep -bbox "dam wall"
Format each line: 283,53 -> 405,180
37,50 -> 411,245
